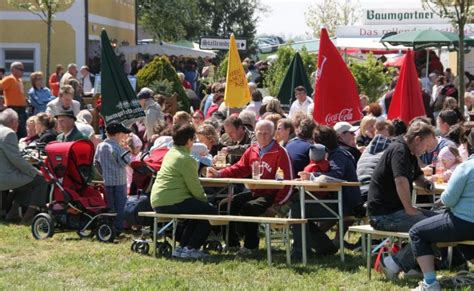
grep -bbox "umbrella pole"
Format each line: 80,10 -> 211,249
425,49 -> 430,78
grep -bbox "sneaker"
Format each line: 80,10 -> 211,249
172,246 -> 183,258
411,280 -> 441,291
180,247 -> 209,259
235,247 -> 256,258
400,269 -> 423,280
380,255 -> 400,280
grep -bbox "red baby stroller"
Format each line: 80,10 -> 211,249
31,140 -> 117,242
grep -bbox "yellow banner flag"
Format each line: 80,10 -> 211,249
224,34 -> 251,108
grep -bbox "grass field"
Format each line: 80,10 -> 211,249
0,221 -> 471,290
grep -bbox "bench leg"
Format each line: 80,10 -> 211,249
367,233 -> 372,280
299,186 -> 307,266
224,185 -> 234,253
448,246 -> 453,270
361,233 -> 367,257
172,219 -> 178,251
285,226 -> 291,266
152,217 -> 157,258
265,223 -> 272,266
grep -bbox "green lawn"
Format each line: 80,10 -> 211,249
0,222 -> 470,290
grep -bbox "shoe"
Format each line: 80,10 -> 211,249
180,247 -> 209,259
20,207 -> 37,225
235,247 -> 256,258
400,269 -> 423,280
380,255 -> 400,280
314,244 -> 338,258
172,246 -> 183,258
411,280 -> 441,291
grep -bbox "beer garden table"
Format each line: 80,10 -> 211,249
199,177 -> 360,265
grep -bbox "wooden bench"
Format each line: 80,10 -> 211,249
349,224 -> 474,279
139,212 -> 307,266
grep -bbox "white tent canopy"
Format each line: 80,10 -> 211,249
118,42 -> 216,58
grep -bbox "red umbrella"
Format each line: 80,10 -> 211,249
384,54 -> 406,67
313,28 -> 362,126
387,50 -> 426,123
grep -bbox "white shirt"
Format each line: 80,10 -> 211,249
245,101 -> 262,117
81,74 -> 94,94
289,96 -> 313,118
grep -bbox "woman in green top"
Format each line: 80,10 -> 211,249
151,124 -> 217,259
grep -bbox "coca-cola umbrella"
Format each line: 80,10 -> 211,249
387,49 -> 426,124
313,28 -> 362,126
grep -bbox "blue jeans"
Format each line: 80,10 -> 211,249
105,185 -> 127,232
370,208 -> 437,272
410,211 -> 474,258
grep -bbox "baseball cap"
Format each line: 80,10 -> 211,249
106,121 -> 132,134
333,121 -> 359,135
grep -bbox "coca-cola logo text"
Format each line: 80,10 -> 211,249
325,108 -> 354,124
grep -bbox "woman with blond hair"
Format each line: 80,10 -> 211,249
28,71 -> 53,114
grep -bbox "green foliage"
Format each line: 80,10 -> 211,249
349,54 -> 393,103
215,54 -> 229,81
137,0 -> 263,57
136,56 -> 190,111
264,45 -> 317,96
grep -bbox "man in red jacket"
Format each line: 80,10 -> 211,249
207,120 -> 293,257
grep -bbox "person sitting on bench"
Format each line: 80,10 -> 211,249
150,124 -> 217,259
0,109 -> 48,223
207,120 -> 293,257
409,155 -> 474,291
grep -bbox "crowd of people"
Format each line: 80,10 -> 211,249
1,57 -> 474,291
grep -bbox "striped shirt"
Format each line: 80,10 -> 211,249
94,138 -> 130,186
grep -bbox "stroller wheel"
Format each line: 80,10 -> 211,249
131,241 -> 139,252
95,222 -> 115,243
77,229 -> 94,239
31,213 -> 54,240
156,242 -> 173,258
136,241 -> 149,255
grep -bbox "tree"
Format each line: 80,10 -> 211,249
137,0 -> 266,57
422,0 -> 473,114
349,54 -> 394,103
8,0 -> 70,78
264,45 -> 316,97
305,0 -> 360,37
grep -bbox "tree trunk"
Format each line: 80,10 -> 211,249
458,22 -> 465,115
46,11 -> 52,81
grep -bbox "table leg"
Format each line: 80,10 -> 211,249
338,189 -> 345,262
225,184 -> 234,253
368,233 -> 372,280
285,226 -> 291,266
361,232 -> 367,257
153,217 -> 157,258
265,223 -> 272,266
299,186 -> 307,266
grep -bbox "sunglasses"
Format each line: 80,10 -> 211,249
15,67 -> 24,72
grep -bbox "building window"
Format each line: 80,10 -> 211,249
0,47 -> 38,77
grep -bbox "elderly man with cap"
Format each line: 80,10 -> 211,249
137,87 -> 163,142
56,110 -> 86,142
0,109 -> 48,223
94,121 -> 132,234
333,121 -> 361,163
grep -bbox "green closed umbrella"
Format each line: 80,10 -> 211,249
277,52 -> 313,105
100,29 -> 145,125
